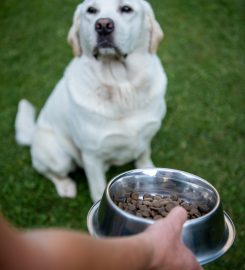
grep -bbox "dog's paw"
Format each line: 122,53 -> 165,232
55,178 -> 77,198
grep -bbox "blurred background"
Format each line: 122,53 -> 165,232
0,0 -> 244,269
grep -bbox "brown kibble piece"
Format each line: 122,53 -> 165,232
181,202 -> 192,211
161,212 -> 168,217
159,199 -> 168,207
131,200 -> 138,205
131,192 -> 140,200
154,195 -> 162,200
189,208 -> 200,216
142,211 -> 150,217
143,193 -> 152,200
137,200 -> 143,206
118,202 -> 124,209
191,202 -> 198,209
198,203 -> 210,213
170,193 -> 179,201
153,215 -> 162,220
192,212 -> 201,218
144,197 -> 153,202
150,210 -> 157,217
138,204 -> 148,211
158,208 -> 168,217
165,202 -> 177,212
128,204 -> 136,211
143,201 -> 152,206
152,200 -> 161,208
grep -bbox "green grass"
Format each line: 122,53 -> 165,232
0,0 -> 244,268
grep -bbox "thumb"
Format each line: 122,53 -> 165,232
164,206 -> 187,236
146,206 -> 187,236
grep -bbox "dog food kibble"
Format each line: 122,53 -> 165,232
113,192 -> 210,220
131,192 -> 140,200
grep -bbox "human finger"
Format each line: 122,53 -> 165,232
165,206 -> 187,235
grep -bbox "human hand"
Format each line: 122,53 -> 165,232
138,206 -> 203,270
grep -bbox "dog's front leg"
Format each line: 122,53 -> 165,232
135,146 -> 155,169
82,153 -> 107,202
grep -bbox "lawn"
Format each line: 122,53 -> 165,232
0,0 -> 244,269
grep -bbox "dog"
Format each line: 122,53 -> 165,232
15,0 -> 167,202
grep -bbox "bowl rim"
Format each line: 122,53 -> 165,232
105,168 -> 221,225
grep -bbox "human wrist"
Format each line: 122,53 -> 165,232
130,232 -> 156,270
137,223 -> 170,270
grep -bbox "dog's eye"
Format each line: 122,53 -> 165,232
87,6 -> 98,14
120,5 -> 133,13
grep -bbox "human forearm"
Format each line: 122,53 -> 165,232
23,229 -> 152,270
74,234 -> 152,270
0,214 -> 150,270
0,216 -> 53,270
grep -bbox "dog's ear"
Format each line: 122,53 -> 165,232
67,4 -> 82,56
143,1 -> 164,54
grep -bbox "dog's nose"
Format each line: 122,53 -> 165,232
95,18 -> 114,35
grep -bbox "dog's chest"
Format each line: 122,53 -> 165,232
99,115 -> 161,164
71,99 -> 164,164
67,56 -> 166,163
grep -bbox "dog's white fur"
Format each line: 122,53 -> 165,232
15,0 -> 167,202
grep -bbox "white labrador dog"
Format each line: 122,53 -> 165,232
15,0 -> 167,202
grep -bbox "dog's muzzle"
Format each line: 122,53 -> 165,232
95,17 -> 115,50
93,17 -> 126,59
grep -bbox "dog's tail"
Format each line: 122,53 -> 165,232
15,99 -> 36,146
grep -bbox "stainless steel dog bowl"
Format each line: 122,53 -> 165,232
87,168 -> 235,265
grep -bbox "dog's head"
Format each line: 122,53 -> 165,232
67,0 -> 163,59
